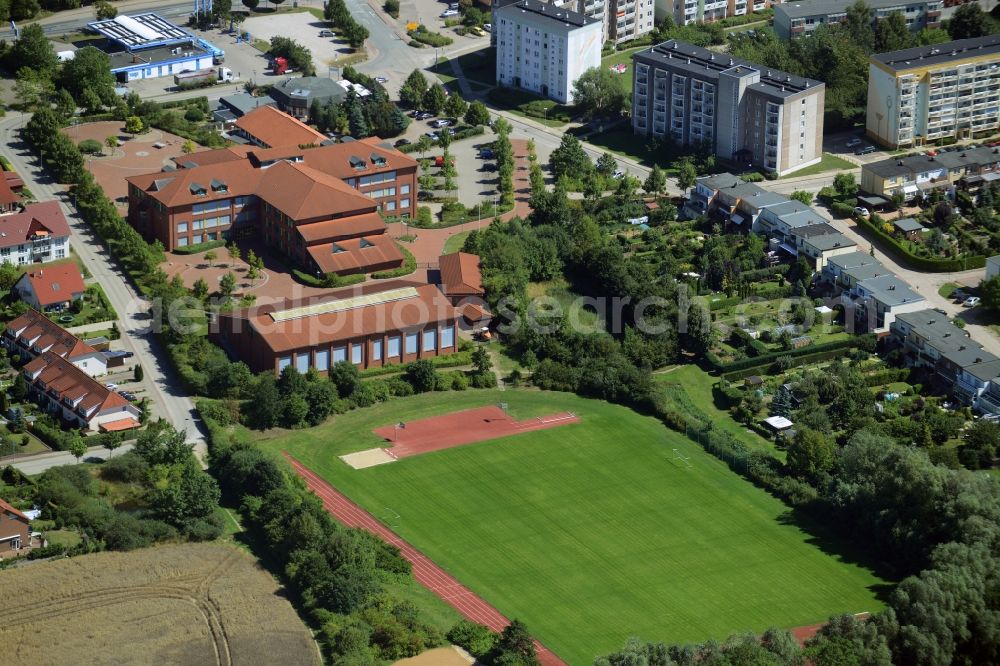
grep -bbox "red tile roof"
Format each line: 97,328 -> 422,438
257,161 -> 375,221
307,233 -> 403,274
0,202 -> 71,249
4,308 -> 97,360
4,171 -> 24,190
0,174 -> 20,206
220,281 -> 459,353
18,264 -> 86,307
439,252 -> 484,297
23,352 -> 134,421
0,498 -> 29,523
174,145 -> 253,168
296,212 -> 387,244
234,106 -> 326,148
99,417 -> 141,432
301,137 -> 417,179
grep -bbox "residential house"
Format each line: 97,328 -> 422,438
13,264 -> 86,312
791,226 -> 856,269
0,172 -> 22,214
211,280 -> 462,375
860,145 -> 1000,200
845,273 -> 926,333
0,201 -> 72,266
0,498 -> 30,557
3,309 -> 107,377
22,352 -> 142,433
775,0 -> 942,41
822,251 -> 886,287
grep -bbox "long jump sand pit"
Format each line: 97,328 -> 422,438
373,405 -> 580,459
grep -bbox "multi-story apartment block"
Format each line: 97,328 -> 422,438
860,144 -> 1000,199
632,41 -> 825,176
126,137 -> 418,277
775,0 -> 942,40
0,202 -> 71,267
657,0 -> 768,27
494,0 -> 603,104
866,35 -> 1000,150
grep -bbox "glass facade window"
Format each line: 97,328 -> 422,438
405,332 -> 418,354
372,340 -> 383,361
278,356 -> 292,372
315,349 -> 329,370
296,354 -> 309,374
333,347 -> 347,364
351,343 -> 363,364
423,329 -> 437,351
441,326 -> 455,349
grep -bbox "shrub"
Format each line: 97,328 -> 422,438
183,107 -> 205,122
78,139 -> 102,154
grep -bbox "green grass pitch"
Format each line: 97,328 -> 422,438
256,390 -> 886,665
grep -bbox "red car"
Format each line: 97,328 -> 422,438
434,155 -> 456,168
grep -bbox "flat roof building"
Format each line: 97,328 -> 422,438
775,0 -> 943,40
866,35 -> 1000,149
632,40 -> 825,176
87,13 -> 222,82
212,280 -> 462,375
494,0 -> 603,104
269,77 -> 350,120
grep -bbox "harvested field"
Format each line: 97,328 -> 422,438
0,543 -> 319,666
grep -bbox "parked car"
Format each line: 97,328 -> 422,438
853,206 -> 870,217
469,26 -> 486,37
479,148 -> 495,159
430,118 -> 452,128
612,169 -> 625,179
482,162 -> 497,172
964,296 -> 981,307
394,138 -> 411,147
374,76 -> 388,84
441,9 -> 459,17
425,131 -> 440,141
105,383 -> 118,391
416,112 -> 434,120
953,289 -> 967,302
123,351 -> 134,358
846,138 -> 863,148
434,155 -> 456,167
483,22 -> 492,32
417,190 -> 435,200
855,145 -> 877,155
319,29 -> 334,37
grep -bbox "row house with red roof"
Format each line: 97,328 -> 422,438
3,308 -> 108,377
23,352 -> 141,433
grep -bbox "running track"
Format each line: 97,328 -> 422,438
284,454 -> 567,666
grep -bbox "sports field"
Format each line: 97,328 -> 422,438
257,390 -> 886,665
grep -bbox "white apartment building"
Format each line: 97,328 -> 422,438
866,35 -> 1000,150
632,40 -> 825,176
775,0 -> 943,40
655,0 -> 771,28
0,202 -> 71,267
495,0 -> 603,104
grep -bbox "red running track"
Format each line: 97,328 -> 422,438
373,406 -> 580,459
284,453 -> 567,666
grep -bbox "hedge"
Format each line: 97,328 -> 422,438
409,27 -> 453,47
854,213 -> 986,272
292,269 -> 366,288
720,345 -> 868,382
710,335 -> 867,374
172,239 -> 226,255
372,244 -> 416,279
358,350 -> 472,377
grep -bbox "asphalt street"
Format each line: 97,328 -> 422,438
6,443 -> 136,475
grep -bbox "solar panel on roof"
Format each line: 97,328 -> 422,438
269,286 -> 419,323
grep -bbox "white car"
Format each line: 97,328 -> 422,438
612,169 -> 625,179
105,383 -> 118,391
964,296 -> 981,307
483,23 -> 492,32
853,206 -> 870,217
431,118 -> 452,128
441,9 -> 459,16
846,138 -> 863,148
374,76 -> 388,84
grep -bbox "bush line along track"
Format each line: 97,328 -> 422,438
0,548 -> 240,666
284,453 -> 567,666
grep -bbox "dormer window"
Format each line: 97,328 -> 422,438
360,238 -> 374,248
371,153 -> 387,167
349,156 -> 367,171
211,178 -> 228,193
190,182 -> 207,196
331,243 -> 345,254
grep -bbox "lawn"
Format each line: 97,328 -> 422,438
779,153 -> 857,179
443,229 -> 473,254
656,364 -> 782,458
257,390 -> 886,664
600,45 -> 647,93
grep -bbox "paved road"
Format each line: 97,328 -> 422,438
4,0 -> 192,39
0,111 -> 207,459
4,444 -> 135,475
